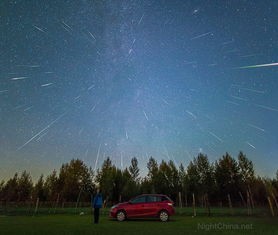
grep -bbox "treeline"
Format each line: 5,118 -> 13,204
0,151 -> 277,208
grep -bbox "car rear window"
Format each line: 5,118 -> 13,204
162,196 -> 172,202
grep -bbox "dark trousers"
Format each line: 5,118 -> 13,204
94,208 -> 100,223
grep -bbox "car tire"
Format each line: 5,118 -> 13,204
116,210 -> 126,222
159,210 -> 169,222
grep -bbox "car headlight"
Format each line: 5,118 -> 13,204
111,205 -> 118,209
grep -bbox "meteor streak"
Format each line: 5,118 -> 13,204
186,110 -> 197,119
10,77 -> 27,80
17,112 -> 67,150
237,62 -> 278,69
246,141 -> 256,149
226,100 -> 239,106
33,25 -> 46,33
138,14 -> 144,25
209,131 -> 223,143
254,104 -> 278,112
88,85 -> 95,90
143,110 -> 149,121
247,124 -> 265,132
120,152 -> 123,169
191,32 -> 212,40
41,83 -> 53,87
125,131 -> 129,139
94,143 -> 102,172
88,31 -> 96,41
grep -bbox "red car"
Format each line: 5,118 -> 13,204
110,194 -> 175,222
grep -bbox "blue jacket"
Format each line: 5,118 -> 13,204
92,193 -> 103,208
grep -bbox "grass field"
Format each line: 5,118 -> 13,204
1,214 -> 278,235
0,205 -> 272,217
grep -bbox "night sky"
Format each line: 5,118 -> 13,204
1,0 -> 278,180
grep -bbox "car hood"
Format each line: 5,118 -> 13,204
114,202 -> 129,207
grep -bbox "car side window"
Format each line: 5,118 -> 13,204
147,196 -> 156,202
156,196 -> 162,202
147,196 -> 162,202
130,196 -> 146,204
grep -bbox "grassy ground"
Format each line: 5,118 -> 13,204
1,214 -> 278,235
0,206 -> 271,217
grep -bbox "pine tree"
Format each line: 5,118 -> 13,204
32,175 -> 46,201
215,153 -> 240,202
147,157 -> 159,193
129,157 -> 140,182
17,171 -> 33,201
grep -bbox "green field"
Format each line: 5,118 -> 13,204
1,214 -> 278,235
0,205 -> 272,217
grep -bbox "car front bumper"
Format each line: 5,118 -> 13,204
109,209 -> 117,218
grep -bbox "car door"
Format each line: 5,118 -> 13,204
145,195 -> 161,216
126,196 -> 147,217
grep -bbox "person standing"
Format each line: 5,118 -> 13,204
92,188 -> 103,224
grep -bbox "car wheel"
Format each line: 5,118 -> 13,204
116,211 -> 126,222
159,210 -> 169,222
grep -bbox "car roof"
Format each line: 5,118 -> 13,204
137,194 -> 167,197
